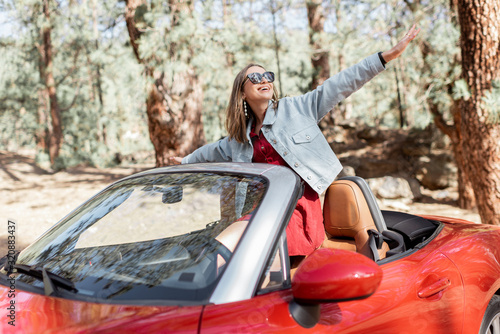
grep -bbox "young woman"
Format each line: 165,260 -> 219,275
180,25 -> 420,261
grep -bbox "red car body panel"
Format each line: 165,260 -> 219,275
433,220 -> 500,332
0,288 -> 202,333
1,219 -> 500,333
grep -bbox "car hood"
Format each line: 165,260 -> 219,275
0,285 -> 202,333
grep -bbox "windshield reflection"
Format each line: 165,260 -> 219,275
8,172 -> 267,305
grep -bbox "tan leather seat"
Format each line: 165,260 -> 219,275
322,179 -> 389,260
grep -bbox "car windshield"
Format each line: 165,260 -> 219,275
10,172 -> 267,305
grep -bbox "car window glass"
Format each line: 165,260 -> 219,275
75,185 -> 221,248
257,233 -> 289,293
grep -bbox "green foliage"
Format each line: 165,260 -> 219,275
0,18 -> 40,151
453,79 -> 471,101
483,80 -> 500,125
1,0 -> 152,168
0,0 -> 495,168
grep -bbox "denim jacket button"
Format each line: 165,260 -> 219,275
307,175 -> 312,180
294,163 -> 299,168
306,135 -> 311,140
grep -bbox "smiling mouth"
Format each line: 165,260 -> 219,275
258,86 -> 270,91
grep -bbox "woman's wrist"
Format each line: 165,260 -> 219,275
381,50 -> 395,63
378,52 -> 387,67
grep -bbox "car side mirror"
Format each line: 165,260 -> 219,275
289,248 -> 382,328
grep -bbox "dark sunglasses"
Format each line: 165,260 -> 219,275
245,71 -> 275,85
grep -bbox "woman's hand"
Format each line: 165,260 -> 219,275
168,156 -> 183,165
382,24 -> 421,63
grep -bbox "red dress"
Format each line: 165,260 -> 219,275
250,128 -> 325,256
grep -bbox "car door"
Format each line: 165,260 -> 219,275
200,239 -> 464,333
334,249 -> 464,334
200,240 -> 307,333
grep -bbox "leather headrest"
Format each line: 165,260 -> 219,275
323,180 -> 378,238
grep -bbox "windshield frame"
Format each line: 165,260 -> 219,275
209,164 -> 302,304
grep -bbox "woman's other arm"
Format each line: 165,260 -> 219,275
181,138 -> 233,164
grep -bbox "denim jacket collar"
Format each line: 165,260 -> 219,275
262,101 -> 277,125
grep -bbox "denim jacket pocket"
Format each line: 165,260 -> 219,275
291,124 -> 321,144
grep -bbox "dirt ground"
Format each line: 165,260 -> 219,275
0,150 -> 480,254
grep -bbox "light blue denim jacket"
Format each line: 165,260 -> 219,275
182,53 -> 385,195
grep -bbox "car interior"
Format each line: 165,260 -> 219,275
321,176 -> 442,262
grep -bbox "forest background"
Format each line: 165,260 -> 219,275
1,0 -> 499,233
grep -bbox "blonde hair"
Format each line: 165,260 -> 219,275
225,64 -> 279,143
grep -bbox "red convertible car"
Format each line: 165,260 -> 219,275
1,163 -> 500,333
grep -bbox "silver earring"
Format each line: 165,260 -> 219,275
244,100 -> 248,118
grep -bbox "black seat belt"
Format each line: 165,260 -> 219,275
367,229 -> 384,261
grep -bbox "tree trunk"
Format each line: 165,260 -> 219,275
36,90 -> 50,152
306,0 -> 329,90
41,0 -> 63,165
307,0 -> 334,130
146,71 -> 205,166
125,0 -> 205,167
90,0 -> 105,144
457,0 -> 500,224
336,6 -> 352,121
270,0 -> 283,97
91,0 -> 104,108
393,66 -> 406,128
